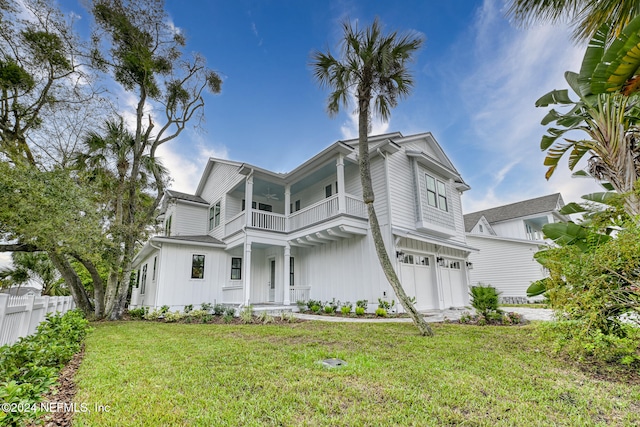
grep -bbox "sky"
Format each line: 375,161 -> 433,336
0,0 -> 605,269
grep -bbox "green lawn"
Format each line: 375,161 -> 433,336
73,321 -> 640,426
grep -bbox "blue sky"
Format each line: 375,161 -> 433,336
64,0 -> 603,212
0,0 -> 605,269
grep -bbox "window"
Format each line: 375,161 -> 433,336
152,256 -> 157,281
258,203 -> 272,212
289,257 -> 295,286
164,215 -> 172,236
416,256 -> 429,266
209,202 -> 221,230
325,184 -> 332,198
231,257 -> 242,280
290,199 -> 301,213
425,174 -> 448,212
134,270 -> 140,288
140,264 -> 148,294
479,224 -> 483,233
401,254 -> 414,264
191,255 -> 205,279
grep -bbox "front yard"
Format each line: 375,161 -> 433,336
72,321 -> 640,426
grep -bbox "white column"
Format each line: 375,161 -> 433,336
337,154 -> 346,213
283,244 -> 291,305
245,174 -> 254,227
243,240 -> 252,306
284,184 -> 291,232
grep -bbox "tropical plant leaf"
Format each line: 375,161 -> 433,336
579,22 -> 608,95
568,142 -> 591,169
591,15 -> 640,95
571,170 -> 591,178
581,191 -> 617,205
526,278 -> 550,297
559,202 -> 588,215
535,89 -> 573,107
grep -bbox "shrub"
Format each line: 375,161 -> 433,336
341,303 -> 352,315
375,308 -> 387,317
223,306 -> 236,317
201,302 -> 213,313
213,304 -> 226,316
188,309 -> 209,321
355,306 -> 366,316
296,300 -> 307,311
222,312 -> 233,323
163,311 -> 184,323
144,309 -> 163,320
323,305 -> 335,314
240,305 -> 254,324
310,304 -> 321,313
128,307 -> 146,319
160,305 -> 170,314
184,304 -> 193,313
377,298 -> 395,312
257,311 -> 274,324
469,284 -> 502,318
307,300 -> 322,311
0,310 -> 89,426
356,299 -> 368,309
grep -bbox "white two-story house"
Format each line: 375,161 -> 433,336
130,132 -> 476,312
464,193 -> 568,302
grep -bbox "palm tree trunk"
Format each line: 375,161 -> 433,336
357,92 -> 433,336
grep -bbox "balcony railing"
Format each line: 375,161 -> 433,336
289,195 -> 339,231
225,212 -> 245,236
223,194 -> 367,236
251,211 -> 286,232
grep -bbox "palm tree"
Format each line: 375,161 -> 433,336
312,18 -> 433,336
0,252 -> 67,296
506,0 -> 640,42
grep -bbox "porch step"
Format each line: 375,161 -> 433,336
250,304 -> 299,315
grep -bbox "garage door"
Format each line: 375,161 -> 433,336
440,259 -> 467,308
399,254 -> 438,310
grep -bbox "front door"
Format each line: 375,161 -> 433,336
268,259 -> 276,302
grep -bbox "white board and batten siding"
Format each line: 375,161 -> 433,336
153,243 -> 230,311
466,234 -> 547,299
200,162 -> 246,241
298,233 -> 389,309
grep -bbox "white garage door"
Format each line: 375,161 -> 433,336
440,259 -> 467,308
399,254 -> 439,311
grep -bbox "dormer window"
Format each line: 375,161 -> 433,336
479,224 -> 483,233
426,174 -> 448,212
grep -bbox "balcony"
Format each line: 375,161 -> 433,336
223,193 -> 367,237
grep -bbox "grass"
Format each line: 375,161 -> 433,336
73,321 -> 640,426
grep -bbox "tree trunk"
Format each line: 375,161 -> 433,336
48,250 -> 93,316
73,255 -> 106,319
357,89 -> 433,336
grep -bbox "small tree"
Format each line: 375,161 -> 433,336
469,284 -> 502,319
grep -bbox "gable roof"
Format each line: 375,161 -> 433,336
464,193 -> 564,232
165,189 -> 208,205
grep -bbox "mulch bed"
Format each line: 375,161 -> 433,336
29,347 -> 85,427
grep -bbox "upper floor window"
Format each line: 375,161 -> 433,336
426,174 -> 448,212
290,199 -> 301,213
479,224 -> 483,233
325,184 -> 332,198
191,254 -> 205,279
209,201 -> 221,230
152,256 -> 157,281
164,215 -> 172,236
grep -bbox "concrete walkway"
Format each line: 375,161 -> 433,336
292,306 -> 554,323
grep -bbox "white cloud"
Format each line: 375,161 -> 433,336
459,0 -> 601,212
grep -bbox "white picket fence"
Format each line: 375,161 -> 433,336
0,294 -> 76,347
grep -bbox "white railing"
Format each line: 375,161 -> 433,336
289,286 -> 311,303
289,195 -> 339,231
345,194 -> 367,218
225,212 -> 246,236
0,294 -> 76,346
251,211 -> 286,232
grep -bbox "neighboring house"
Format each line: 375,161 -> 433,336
464,193 -> 568,302
0,286 -> 41,297
130,132 -> 476,312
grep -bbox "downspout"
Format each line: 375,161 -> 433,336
150,241 -> 162,309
